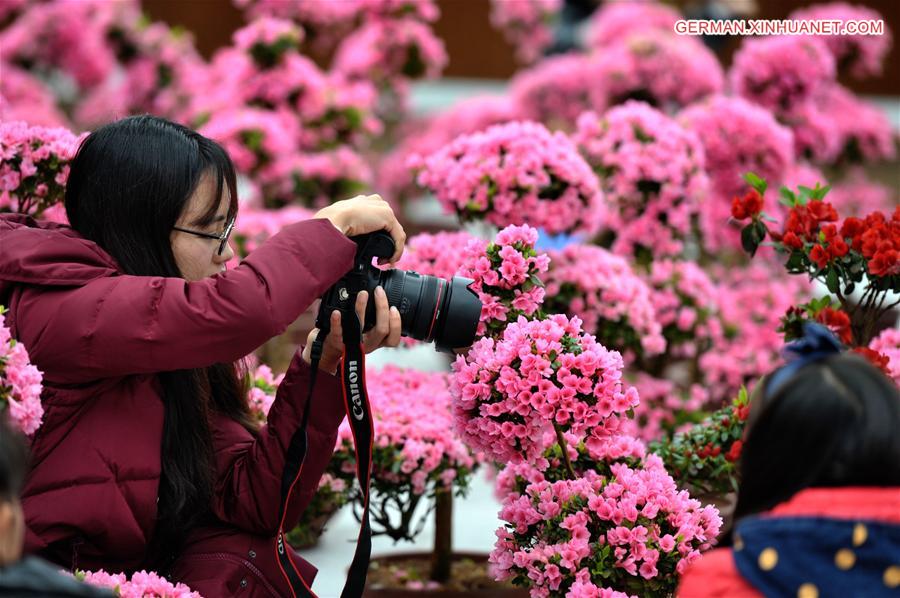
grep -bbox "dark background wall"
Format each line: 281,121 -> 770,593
143,0 -> 900,96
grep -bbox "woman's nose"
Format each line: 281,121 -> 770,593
215,241 -> 236,264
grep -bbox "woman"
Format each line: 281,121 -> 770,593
0,115 -> 406,596
678,324 -> 900,597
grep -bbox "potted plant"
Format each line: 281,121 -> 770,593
734,174 -> 900,364
452,312 -> 722,596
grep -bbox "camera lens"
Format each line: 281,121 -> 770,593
380,270 -> 481,352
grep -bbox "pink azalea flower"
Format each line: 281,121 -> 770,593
415,121 -> 605,235
574,102 -> 708,261
0,121 -> 85,218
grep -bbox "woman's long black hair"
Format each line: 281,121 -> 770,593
64,115 -> 256,570
734,353 -> 900,520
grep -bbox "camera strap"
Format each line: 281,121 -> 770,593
275,308 -> 373,598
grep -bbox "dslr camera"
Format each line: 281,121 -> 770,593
316,231 -> 482,352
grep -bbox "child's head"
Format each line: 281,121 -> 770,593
0,417 -> 28,565
735,350 -> 900,520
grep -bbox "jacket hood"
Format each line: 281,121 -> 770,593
0,213 -> 119,299
733,487 -> 900,597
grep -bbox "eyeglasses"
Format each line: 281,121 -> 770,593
173,215 -> 236,256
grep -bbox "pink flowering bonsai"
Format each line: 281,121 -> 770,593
413,121 -> 605,236
451,313 -> 721,596
332,366 -> 479,586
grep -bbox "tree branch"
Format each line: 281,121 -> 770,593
553,422 -> 577,480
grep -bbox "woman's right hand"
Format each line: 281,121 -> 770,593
315,194 -> 406,264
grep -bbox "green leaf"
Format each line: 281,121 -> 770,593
825,268 -> 839,294
810,183 -> 831,201
742,172 -> 767,195
779,186 -> 797,207
754,219 -> 768,240
785,250 -> 806,272
741,225 -> 760,257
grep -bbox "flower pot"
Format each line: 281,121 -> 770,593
363,552 -> 528,597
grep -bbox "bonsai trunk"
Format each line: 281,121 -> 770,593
430,489 -> 453,583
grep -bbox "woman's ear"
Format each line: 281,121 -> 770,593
0,499 -> 24,567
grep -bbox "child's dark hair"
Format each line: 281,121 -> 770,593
734,352 -> 900,520
0,417 -> 29,502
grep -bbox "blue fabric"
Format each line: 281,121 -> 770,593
534,228 -> 583,251
766,322 -> 844,398
732,515 -> 900,597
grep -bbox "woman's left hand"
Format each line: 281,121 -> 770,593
301,285 -> 402,374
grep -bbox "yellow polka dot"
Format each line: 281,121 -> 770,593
797,583 -> 818,598
885,565 -> 900,589
835,549 -> 855,570
852,523 -> 868,547
734,534 -> 744,551
758,547 -> 778,571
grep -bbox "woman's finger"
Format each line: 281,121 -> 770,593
327,309 -> 343,353
385,306 -> 402,347
388,221 -> 406,264
370,286 -> 391,350
353,290 -> 368,333
374,203 -> 405,265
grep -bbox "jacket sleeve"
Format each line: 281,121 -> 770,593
208,353 -> 347,535
16,219 -> 356,384
676,549 -> 763,598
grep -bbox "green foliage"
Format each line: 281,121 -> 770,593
742,171 -> 767,196
740,219 -> 767,257
650,388 -> 751,496
249,35 -> 299,69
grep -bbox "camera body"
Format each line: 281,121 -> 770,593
315,231 -> 481,352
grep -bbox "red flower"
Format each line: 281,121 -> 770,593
784,205 -> 819,241
782,231 -> 803,249
828,238 -> 849,260
840,217 -> 865,240
860,225 -> 889,258
744,190 -> 764,216
816,307 -> 853,345
853,347 -> 891,375
809,244 -> 830,268
734,404 -> 750,422
866,211 -> 887,226
731,190 -> 764,220
869,248 -> 899,277
725,440 -> 743,462
731,196 -> 748,220
808,200 -> 838,223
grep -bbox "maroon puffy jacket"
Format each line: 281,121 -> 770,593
0,213 -> 357,596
